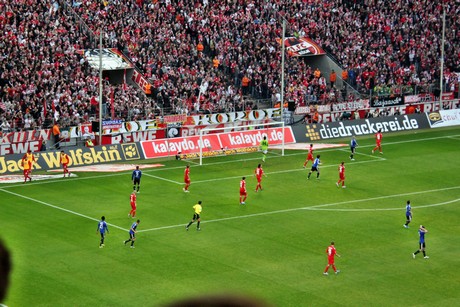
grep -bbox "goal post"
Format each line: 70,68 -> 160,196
198,121 -> 286,165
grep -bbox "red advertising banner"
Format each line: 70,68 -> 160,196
219,127 -> 295,149
0,140 -> 43,155
141,134 -> 222,158
441,92 -> 454,101
141,127 -> 295,159
162,114 -> 187,124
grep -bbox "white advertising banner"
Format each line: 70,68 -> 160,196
427,109 -> 460,128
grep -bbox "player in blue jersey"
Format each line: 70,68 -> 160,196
307,155 -> 321,180
412,225 -> 429,259
124,219 -> 140,248
97,216 -> 109,248
403,200 -> 412,228
132,166 -> 142,193
349,136 -> 358,160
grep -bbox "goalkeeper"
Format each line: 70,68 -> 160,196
260,136 -> 269,162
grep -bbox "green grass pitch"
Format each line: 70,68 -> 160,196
1,126 -> 460,306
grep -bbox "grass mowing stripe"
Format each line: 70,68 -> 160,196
1,133 -> 456,190
192,158 -> 386,184
0,188 -> 127,231
137,185 -> 460,233
3,127 -> 459,307
306,198 -> 460,211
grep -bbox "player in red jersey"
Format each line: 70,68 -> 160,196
254,163 -> 267,192
372,129 -> 383,154
336,162 -> 346,188
183,165 -> 191,193
303,144 -> 314,168
239,176 -> 247,205
21,150 -> 35,183
60,151 -> 71,177
324,241 -> 341,275
128,191 -> 137,218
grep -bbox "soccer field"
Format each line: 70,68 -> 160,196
1,127 -> 460,306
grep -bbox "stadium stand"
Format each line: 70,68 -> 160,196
0,0 -> 458,131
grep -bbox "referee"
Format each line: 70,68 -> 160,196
186,201 -> 202,231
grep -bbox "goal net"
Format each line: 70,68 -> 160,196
198,121 -> 287,165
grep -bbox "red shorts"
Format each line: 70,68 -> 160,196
339,174 -> 345,180
184,179 -> 190,184
376,141 -> 381,147
307,154 -> 313,161
240,189 -> 247,196
130,203 -> 136,210
328,257 -> 335,265
256,176 -> 262,183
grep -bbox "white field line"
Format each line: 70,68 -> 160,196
0,188 -> 127,231
138,185 -> 460,233
192,158 -> 385,184
184,159 -> 200,165
337,148 -> 385,160
143,172 -> 182,185
365,133 -> 460,147
1,133 -> 457,190
0,133 -> 458,231
303,198 -> 460,211
0,165 -> 188,189
181,133 -> 460,167
268,150 -> 283,156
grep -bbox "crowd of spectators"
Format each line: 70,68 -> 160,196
305,0 -> 460,96
0,0 -> 150,133
1,0 -> 459,133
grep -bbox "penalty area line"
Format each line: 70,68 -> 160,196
268,150 -> 283,156
143,173 -> 182,185
0,188 -> 127,231
192,158 -> 385,185
137,185 -> 460,233
338,148 -> 385,160
304,198 -> 460,211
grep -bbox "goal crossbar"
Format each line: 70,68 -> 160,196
199,121 -> 285,165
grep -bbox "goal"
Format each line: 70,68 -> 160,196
198,121 -> 286,165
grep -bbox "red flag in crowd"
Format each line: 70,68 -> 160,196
90,96 -> 98,106
42,99 -> 47,117
123,69 -> 127,92
110,87 -> 115,119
